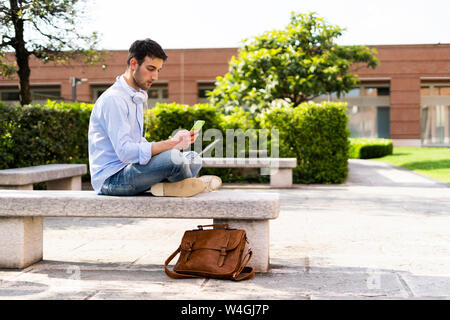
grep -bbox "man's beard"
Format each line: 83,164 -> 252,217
132,67 -> 150,91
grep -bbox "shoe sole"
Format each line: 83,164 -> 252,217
151,178 -> 205,197
200,175 -> 222,192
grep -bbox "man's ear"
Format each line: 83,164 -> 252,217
129,57 -> 138,70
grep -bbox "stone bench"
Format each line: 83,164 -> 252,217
202,158 -> 297,188
0,190 -> 279,273
0,164 -> 87,190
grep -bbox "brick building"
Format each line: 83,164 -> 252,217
1,44 -> 450,146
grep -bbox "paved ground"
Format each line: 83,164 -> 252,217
0,159 -> 449,300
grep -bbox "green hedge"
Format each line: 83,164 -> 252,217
349,138 -> 393,159
260,102 -> 350,184
146,103 -> 224,146
1,100 -> 350,184
146,103 -> 263,182
0,101 -> 92,171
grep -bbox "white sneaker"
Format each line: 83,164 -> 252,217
198,175 -> 222,192
150,178 -> 205,197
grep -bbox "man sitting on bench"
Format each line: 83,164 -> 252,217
88,38 -> 221,197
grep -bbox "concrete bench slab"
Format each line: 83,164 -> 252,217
202,158 -> 297,188
0,190 -> 279,272
0,164 -> 87,190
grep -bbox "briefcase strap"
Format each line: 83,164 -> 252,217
232,249 -> 254,281
164,245 -> 255,281
164,246 -> 200,279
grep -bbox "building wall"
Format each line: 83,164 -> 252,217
352,44 -> 450,141
0,48 -> 238,105
1,44 -> 450,143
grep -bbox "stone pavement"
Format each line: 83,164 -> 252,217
0,159 -> 449,300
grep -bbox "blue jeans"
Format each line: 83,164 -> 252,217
100,149 -> 202,196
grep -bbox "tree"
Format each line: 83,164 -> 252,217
0,0 -> 102,105
208,12 -> 379,113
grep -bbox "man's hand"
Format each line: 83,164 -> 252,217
151,129 -> 199,157
171,129 -> 199,150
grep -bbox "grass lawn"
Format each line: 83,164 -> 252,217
373,146 -> 450,184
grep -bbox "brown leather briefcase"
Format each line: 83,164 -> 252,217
164,224 -> 254,281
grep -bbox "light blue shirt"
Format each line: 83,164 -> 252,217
88,75 -> 154,194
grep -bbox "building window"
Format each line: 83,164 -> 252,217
162,88 -> 169,99
0,87 -> 61,104
421,105 -> 450,145
421,82 -> 450,145
421,86 -> 431,96
434,86 -> 450,96
345,88 -> 360,97
348,106 -> 377,138
364,88 -> 377,97
198,83 -> 215,104
347,105 -> 390,139
313,84 -> 391,139
92,83 -> 168,107
147,84 -> 169,108
364,87 -> 390,96
32,90 -> 61,101
1,91 -> 20,101
92,87 -> 109,101
148,88 -> 159,99
198,88 -> 211,99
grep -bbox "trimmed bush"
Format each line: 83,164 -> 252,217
0,101 -> 14,168
349,138 -> 393,159
260,101 -> 350,184
146,103 -> 263,183
146,103 -> 223,145
0,101 -> 92,171
1,100 -> 351,185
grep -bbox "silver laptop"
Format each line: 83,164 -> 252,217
192,139 -> 221,159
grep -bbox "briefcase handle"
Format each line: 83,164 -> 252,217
195,224 -> 230,230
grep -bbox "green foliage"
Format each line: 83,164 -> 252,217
0,101 -> 93,170
1,0 -> 102,105
209,12 -> 379,113
220,106 -> 256,131
0,52 -> 17,79
0,101 -> 15,167
372,146 -> 450,184
146,103 -> 250,182
1,100 -> 350,185
349,138 -> 393,159
146,103 -> 224,146
260,101 -> 350,183
0,0 -> 100,64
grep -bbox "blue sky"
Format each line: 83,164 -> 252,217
84,0 -> 450,50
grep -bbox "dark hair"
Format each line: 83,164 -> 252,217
127,38 -> 168,66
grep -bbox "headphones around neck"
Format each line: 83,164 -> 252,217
119,75 -> 148,104
118,75 -> 149,138
131,91 -> 147,104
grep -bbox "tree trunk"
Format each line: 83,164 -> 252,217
15,48 -> 31,105
10,0 -> 32,105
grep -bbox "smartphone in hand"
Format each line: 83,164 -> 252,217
169,120 -> 205,139
191,120 -> 205,131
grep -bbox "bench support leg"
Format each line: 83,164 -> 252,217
0,217 -> 43,269
47,176 -> 82,190
270,168 -> 293,188
213,218 -> 270,272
